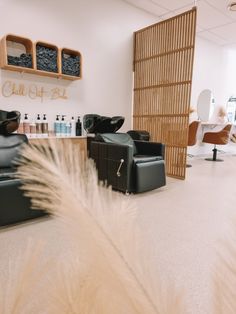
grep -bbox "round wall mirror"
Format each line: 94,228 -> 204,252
197,89 -> 214,121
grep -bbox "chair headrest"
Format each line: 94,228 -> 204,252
95,133 -> 133,145
0,110 -> 21,135
94,133 -> 137,154
83,114 -> 124,133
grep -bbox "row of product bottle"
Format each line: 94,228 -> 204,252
18,113 -> 49,138
54,115 -> 82,137
17,114 -> 82,138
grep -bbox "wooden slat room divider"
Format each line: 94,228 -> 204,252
133,8 -> 197,179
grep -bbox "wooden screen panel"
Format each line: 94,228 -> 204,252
133,8 -> 197,179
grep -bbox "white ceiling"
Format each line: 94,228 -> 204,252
123,0 -> 236,46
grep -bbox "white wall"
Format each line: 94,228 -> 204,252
0,0 -> 157,131
221,45 -> 236,103
191,37 -> 236,122
191,36 -> 225,112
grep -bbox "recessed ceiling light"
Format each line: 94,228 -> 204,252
228,2 -> 236,11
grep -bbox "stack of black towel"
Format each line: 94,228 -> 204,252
62,54 -> 80,77
36,45 -> 58,73
7,53 -> 33,68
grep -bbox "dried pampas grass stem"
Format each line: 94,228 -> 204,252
16,139 -> 183,314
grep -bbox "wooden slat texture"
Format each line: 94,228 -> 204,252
133,8 -> 197,179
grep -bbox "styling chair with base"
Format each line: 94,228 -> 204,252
186,121 -> 200,167
90,133 -> 166,194
202,124 -> 232,162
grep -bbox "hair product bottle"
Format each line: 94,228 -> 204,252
60,115 -> 66,137
23,113 -> 30,136
54,115 -> 60,137
42,114 -> 48,138
70,116 -> 76,137
17,114 -> 24,134
36,114 -> 42,138
29,118 -> 36,138
76,116 -> 82,136
65,118 -> 71,137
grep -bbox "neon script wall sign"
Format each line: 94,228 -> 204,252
1,81 -> 68,102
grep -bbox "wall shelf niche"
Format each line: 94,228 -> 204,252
0,34 -> 82,81
60,48 -> 82,80
34,41 -> 60,79
0,34 -> 35,75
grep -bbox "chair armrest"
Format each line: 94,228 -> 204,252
0,179 -> 47,227
134,140 -> 165,158
0,166 -> 17,181
0,134 -> 28,168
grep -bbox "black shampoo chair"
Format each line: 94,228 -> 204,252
83,114 -> 125,134
90,133 -> 166,194
0,134 -> 46,227
0,110 -> 21,135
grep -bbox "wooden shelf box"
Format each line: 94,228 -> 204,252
60,48 -> 82,80
0,34 -> 34,74
0,34 -> 82,81
35,41 -> 59,75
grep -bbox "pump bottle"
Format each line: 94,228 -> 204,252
70,116 -> 76,137
23,113 -> 30,136
54,115 -> 60,137
30,118 -> 36,138
42,114 -> 48,137
76,116 -> 82,136
65,118 -> 71,137
36,114 -> 42,138
60,115 -> 66,137
17,114 -> 24,134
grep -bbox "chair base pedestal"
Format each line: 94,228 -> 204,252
205,147 -> 224,162
205,158 -> 224,162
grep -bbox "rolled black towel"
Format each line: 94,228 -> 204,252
36,45 -> 58,72
62,54 -> 80,76
19,53 -> 33,68
8,54 -> 33,68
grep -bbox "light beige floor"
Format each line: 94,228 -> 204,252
1,154 -> 236,314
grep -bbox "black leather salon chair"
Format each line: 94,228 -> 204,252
0,134 -> 47,227
90,133 -> 166,194
0,110 -> 20,135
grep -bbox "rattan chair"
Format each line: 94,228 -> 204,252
202,124 -> 232,161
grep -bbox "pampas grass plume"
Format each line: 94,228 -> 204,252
15,139 -> 184,314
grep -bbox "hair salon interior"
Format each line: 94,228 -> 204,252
1,0 -> 236,313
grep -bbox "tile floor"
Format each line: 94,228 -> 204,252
1,150 -> 236,313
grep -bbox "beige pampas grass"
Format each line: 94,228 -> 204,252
214,226 -> 236,314
16,139 -> 184,314
0,241 -> 48,314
